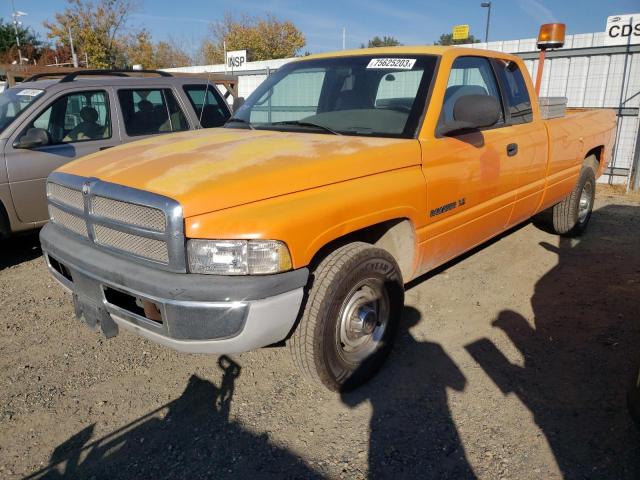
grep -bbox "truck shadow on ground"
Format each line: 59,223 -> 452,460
0,231 -> 42,271
342,306 -> 476,479
27,356 -> 323,480
466,204 -> 640,478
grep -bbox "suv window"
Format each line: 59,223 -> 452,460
118,88 -> 188,136
493,59 -> 533,124
27,90 -> 111,144
442,56 -> 504,125
183,85 -> 230,128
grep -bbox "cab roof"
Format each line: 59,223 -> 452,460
301,45 -> 519,62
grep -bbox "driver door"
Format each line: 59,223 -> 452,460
5,88 -> 120,223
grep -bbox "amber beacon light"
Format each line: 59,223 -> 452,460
535,23 -> 566,96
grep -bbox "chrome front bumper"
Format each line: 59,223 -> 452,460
40,223 -> 308,354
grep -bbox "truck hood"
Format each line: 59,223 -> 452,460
58,128 -> 421,218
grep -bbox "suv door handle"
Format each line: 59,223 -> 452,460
506,143 -> 518,156
99,146 -> 114,151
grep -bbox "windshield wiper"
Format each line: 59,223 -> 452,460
270,120 -> 342,135
226,117 -> 255,129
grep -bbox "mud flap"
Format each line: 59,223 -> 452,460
72,293 -> 119,338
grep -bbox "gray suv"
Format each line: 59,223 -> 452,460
0,70 -> 234,237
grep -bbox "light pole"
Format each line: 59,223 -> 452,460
11,0 -> 27,64
481,1 -> 491,43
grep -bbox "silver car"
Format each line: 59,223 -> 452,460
0,70 -> 234,237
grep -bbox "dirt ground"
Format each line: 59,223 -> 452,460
1,191 -> 639,479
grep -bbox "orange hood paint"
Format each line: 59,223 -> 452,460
58,128 -> 421,218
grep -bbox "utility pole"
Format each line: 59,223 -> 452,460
11,0 -> 27,64
481,2 -> 491,43
342,27 -> 346,50
68,26 -> 79,68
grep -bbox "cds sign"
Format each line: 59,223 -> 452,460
604,14 -> 640,46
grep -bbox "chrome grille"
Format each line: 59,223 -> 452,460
46,183 -> 84,210
92,196 -> 166,232
94,225 -> 169,263
46,173 -> 185,272
48,205 -> 88,237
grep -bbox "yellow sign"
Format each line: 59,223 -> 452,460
452,24 -> 470,41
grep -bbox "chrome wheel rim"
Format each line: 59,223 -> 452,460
337,278 -> 389,363
578,181 -> 593,223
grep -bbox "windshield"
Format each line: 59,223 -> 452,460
0,87 -> 45,134
228,54 -> 438,138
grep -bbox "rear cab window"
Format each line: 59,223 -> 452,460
117,88 -> 189,136
493,59 -> 533,124
183,85 -> 230,128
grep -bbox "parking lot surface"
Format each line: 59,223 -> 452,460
1,192 -> 639,479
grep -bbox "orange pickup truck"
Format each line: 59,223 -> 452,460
40,46 -> 616,391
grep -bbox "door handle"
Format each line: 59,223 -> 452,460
99,146 -> 114,151
506,143 -> 518,156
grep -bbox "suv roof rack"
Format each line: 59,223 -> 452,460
23,69 -> 172,83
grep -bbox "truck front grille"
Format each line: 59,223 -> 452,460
48,205 -> 88,237
45,173 -> 185,272
94,224 -> 169,263
92,196 -> 166,231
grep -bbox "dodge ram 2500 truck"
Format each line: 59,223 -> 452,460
40,46 -> 616,391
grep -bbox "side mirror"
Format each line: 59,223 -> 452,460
438,95 -> 500,136
232,96 -> 245,113
14,128 -> 51,149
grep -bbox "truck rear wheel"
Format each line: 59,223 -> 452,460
289,242 -> 403,391
552,159 -> 596,236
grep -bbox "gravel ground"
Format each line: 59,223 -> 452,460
1,192 -> 639,479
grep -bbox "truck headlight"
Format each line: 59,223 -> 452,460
187,239 -> 293,275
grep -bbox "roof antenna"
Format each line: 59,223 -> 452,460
198,68 -> 213,128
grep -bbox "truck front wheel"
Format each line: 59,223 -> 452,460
552,159 -> 597,236
289,242 -> 404,391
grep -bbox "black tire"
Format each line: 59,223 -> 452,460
552,159 -> 596,236
629,369 -> 640,431
0,201 -> 10,239
289,242 -> 404,391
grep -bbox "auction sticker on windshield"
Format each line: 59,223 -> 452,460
17,89 -> 44,97
367,58 -> 416,69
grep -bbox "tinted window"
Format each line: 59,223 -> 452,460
494,59 -> 533,124
442,56 -> 504,125
27,90 -> 111,144
183,84 -> 230,128
118,88 -> 188,136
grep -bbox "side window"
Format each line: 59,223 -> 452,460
442,56 -> 504,125
493,59 -> 533,124
27,90 -> 111,144
118,88 -> 189,136
250,69 -> 325,123
183,85 -> 230,128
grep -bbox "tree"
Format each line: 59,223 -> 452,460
124,30 -> 192,68
201,13 -> 305,64
361,36 -> 402,48
434,33 -> 482,46
44,0 -> 139,69
0,17 -> 41,63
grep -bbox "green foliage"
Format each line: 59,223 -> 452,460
0,17 -> 41,62
362,36 -> 402,48
434,33 -> 482,46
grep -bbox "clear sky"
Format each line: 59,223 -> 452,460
5,0 -> 640,55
